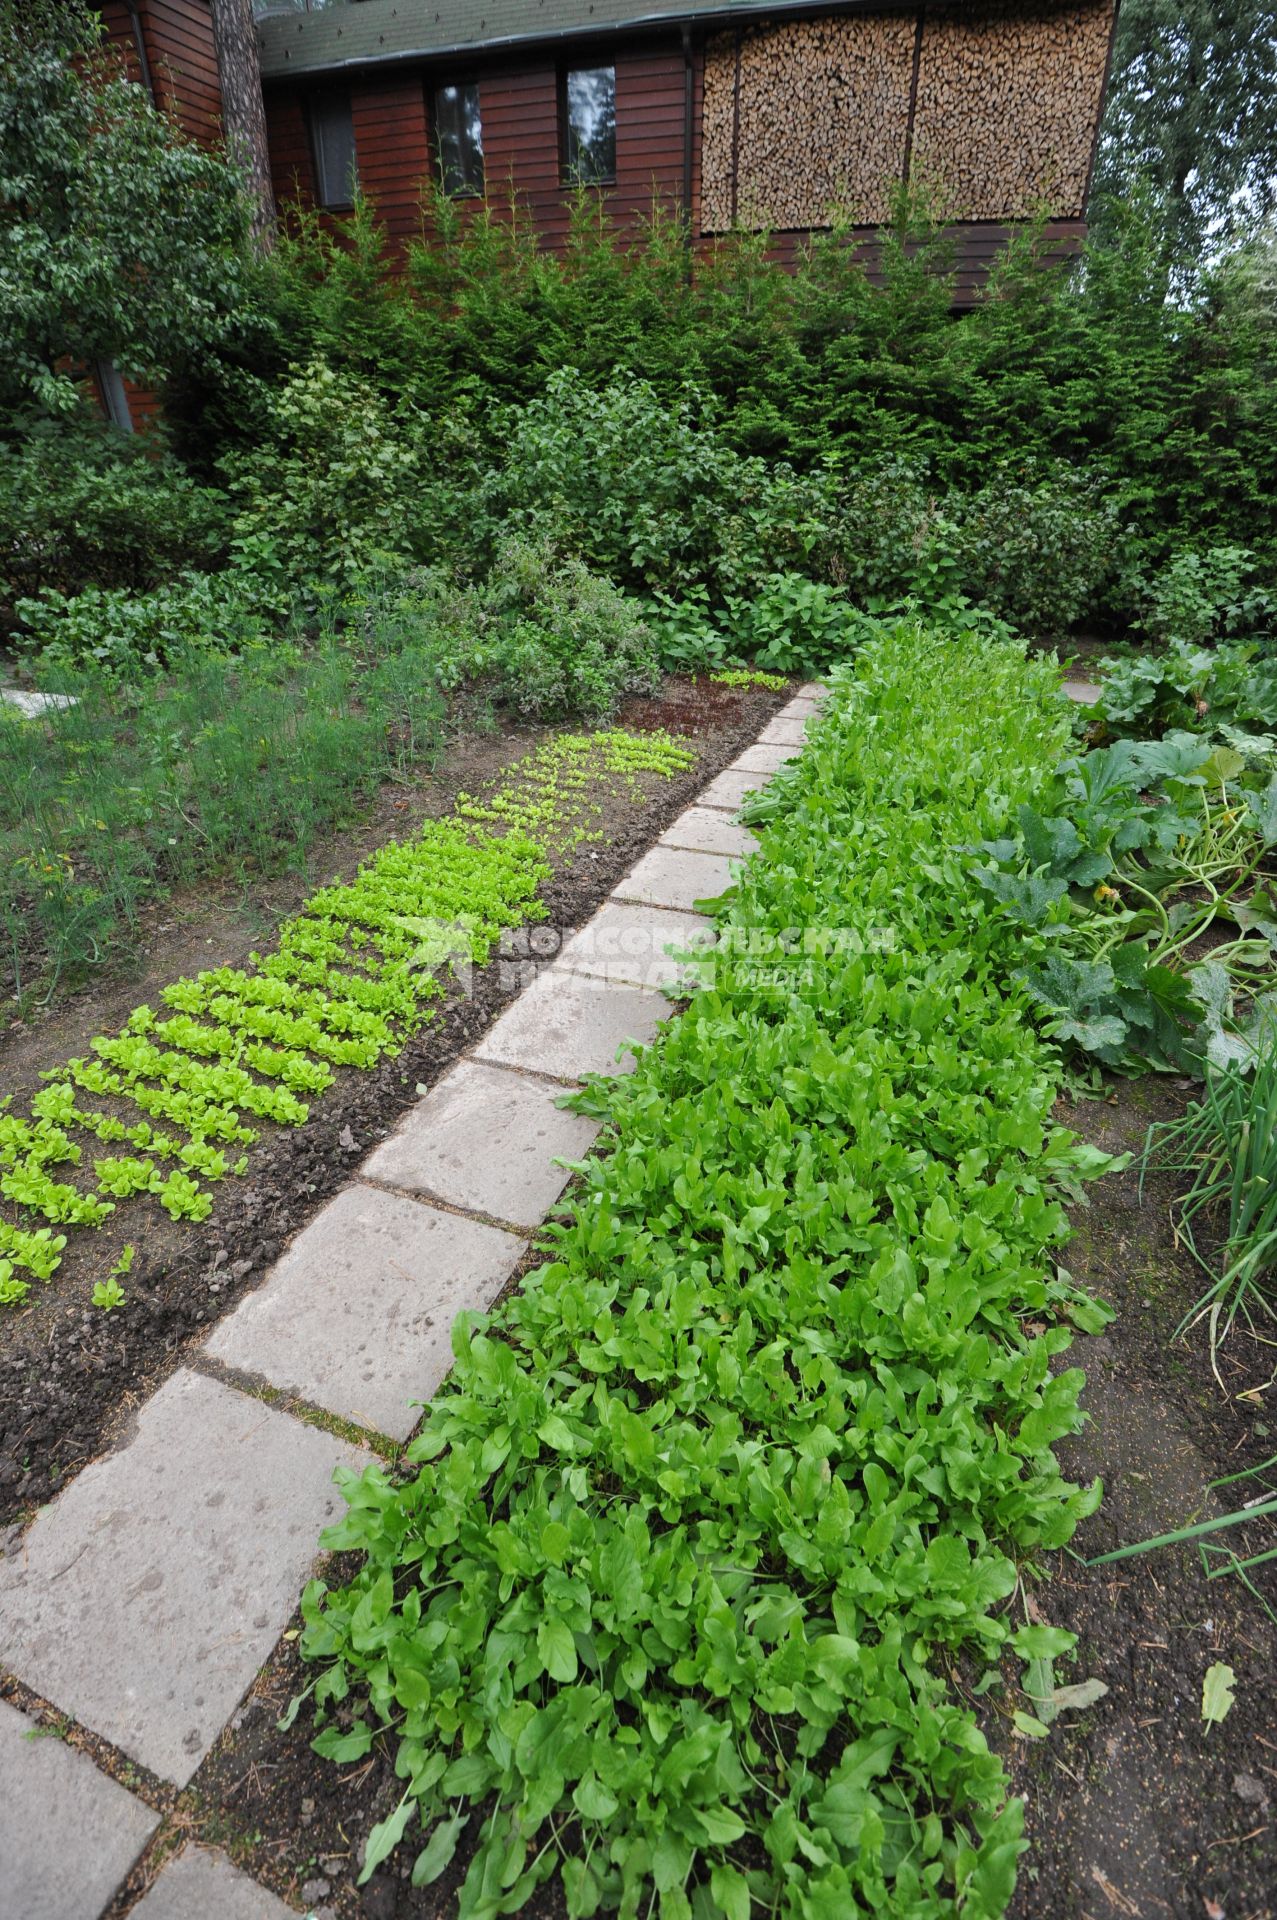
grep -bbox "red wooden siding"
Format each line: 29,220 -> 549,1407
352,78 -> 432,246
98,2 -> 149,88
754,219 -> 1087,307
477,46 -> 688,241
142,0 -> 222,146
264,39 -> 691,253
477,66 -> 562,235
99,1 -> 222,146
265,87 -> 315,214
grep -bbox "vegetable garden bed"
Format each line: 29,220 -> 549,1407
5,636 -> 1276,1920
0,674 -> 787,1523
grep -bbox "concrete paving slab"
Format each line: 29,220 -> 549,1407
362,1059 -> 599,1227
206,1185 -> 522,1437
559,899 -> 713,990
613,844 -> 735,913
1063,678 -> 1102,705
758,714 -> 811,747
475,967 -> 667,1081
696,767 -> 767,814
1,689 -> 78,720
731,742 -> 800,775
796,682 -> 828,700
658,806 -> 759,859
131,1844 -> 296,1920
0,1370 -> 365,1788
0,1698 -> 160,1920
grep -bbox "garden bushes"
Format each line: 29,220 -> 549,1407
0,415 -> 229,604
478,368 -> 829,601
217,358 -> 425,590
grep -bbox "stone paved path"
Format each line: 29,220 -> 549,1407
0,685 -> 825,1917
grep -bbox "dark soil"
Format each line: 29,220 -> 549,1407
0,674 -> 787,1527
1006,1077 -> 1277,1920
85,1077 -> 1277,1920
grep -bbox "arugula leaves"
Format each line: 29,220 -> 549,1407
301,626 -> 1113,1917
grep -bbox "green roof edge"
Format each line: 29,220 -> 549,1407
256,0 -> 903,81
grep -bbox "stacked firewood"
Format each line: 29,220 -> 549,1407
702,15 -> 916,233
701,1 -> 1116,235
700,34 -> 739,233
911,0 -> 1116,220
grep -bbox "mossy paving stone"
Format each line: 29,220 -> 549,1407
656,806 -> 759,860
204,1186 -> 524,1440
999,1076 -> 1277,1920
361,1059 -> 601,1229
610,843 -> 738,915
557,899 -> 713,991
0,677 -> 791,1526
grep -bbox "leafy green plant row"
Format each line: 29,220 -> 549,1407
0,731 -> 693,1308
297,626 -> 1113,1919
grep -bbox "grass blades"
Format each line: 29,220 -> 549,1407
1142,1044 -> 1277,1372
0,635 -> 449,1007
297,625 -> 1114,1919
0,730 -> 692,1306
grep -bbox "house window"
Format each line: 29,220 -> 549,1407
308,91 -> 358,207
433,83 -> 484,195
563,66 -> 616,185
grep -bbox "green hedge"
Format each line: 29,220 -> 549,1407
299,625 -> 1114,1919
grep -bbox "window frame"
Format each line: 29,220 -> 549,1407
558,62 -> 618,189
430,77 -> 486,198
306,87 -> 359,211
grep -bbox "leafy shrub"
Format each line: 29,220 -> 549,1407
352,540 -> 660,723
480,539 -> 659,721
218,359 -> 422,590
1138,545 -> 1277,649
640,587 -> 736,676
828,457 -> 934,605
942,463 -> 1125,638
726,570 -> 862,673
13,568 -> 280,673
826,458 -> 1124,637
0,414 -> 229,602
483,368 -> 829,600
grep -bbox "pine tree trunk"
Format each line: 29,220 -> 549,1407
209,0 -> 275,249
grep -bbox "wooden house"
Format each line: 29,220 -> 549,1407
95,0 -> 1119,321
251,0 -> 1119,299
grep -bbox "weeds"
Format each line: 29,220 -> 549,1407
1143,1045 -> 1277,1368
1087,1451 -> 1277,1623
0,633 -> 447,1005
